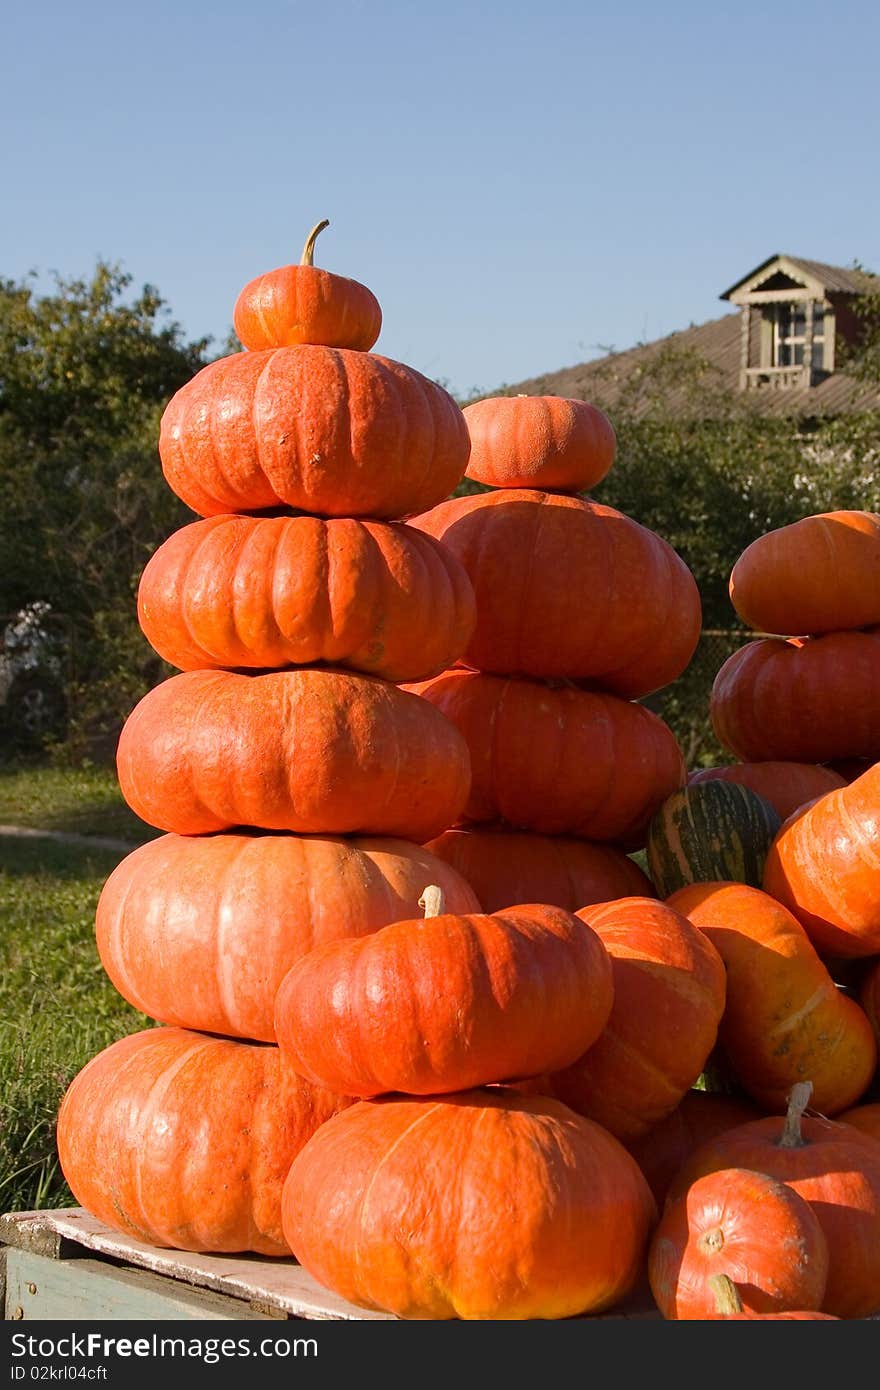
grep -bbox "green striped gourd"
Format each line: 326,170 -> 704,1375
646,781 -> 782,899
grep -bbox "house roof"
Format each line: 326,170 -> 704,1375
721,254 -> 876,300
503,289 -> 880,420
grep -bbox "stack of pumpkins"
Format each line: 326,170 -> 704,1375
400,392 -> 702,914
704,510 -> 880,965
708,510 -> 880,804
55,224 -> 493,1257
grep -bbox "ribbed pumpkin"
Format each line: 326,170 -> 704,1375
730,510 -> 880,636
408,490 -> 701,697
462,395 -> 615,493
137,514 -> 476,683
116,669 -> 471,841
711,631 -> 880,764
625,1090 -> 762,1209
233,220 -> 382,353
423,826 -> 654,913
406,670 -> 685,845
705,1274 -> 838,1320
274,887 -> 613,1097
862,959 -> 880,1045
56,1027 -> 349,1256
763,763 -> 880,958
544,898 -> 726,1141
96,834 -> 481,1043
646,781 -> 781,898
687,762 -> 845,823
836,1103 -> 880,1145
159,347 -> 470,520
649,1167 -> 829,1320
667,883 -> 876,1115
281,1091 -> 657,1320
671,1084 -> 880,1318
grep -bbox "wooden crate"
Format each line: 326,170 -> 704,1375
1,1208 -> 661,1322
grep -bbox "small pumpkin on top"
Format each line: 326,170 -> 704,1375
462,394 -> 615,493
233,219 -> 382,352
729,510 -> 880,637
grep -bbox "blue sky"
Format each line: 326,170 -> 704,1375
3,0 -> 879,398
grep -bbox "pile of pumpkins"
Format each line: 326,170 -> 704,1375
55,232 -> 880,1321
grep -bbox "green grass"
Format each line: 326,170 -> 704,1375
0,762 -> 157,843
0,834 -> 149,1214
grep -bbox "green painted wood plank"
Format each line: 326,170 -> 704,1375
5,1250 -> 277,1322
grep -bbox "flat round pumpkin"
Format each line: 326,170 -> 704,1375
408,490 -> 701,697
462,394 -> 615,492
57,1027 -> 349,1256
405,669 -> 685,846
137,514 -> 476,683
116,669 -> 470,841
159,346 -> 470,520
711,631 -> 880,764
281,1091 -> 657,1319
96,833 -> 481,1042
274,888 -> 613,1097
730,510 -> 880,636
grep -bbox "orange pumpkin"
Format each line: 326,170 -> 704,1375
729,511 -> 880,636
116,669 -> 471,841
668,883 -> 876,1113
408,490 -> 701,697
274,887 -> 613,1097
545,898 -> 726,1141
281,1091 -> 657,1319
763,763 -> 880,958
137,514 -> 476,683
159,347 -> 470,520
96,833 -> 480,1042
687,761 -> 845,823
405,669 -> 685,845
423,826 -> 654,913
711,631 -> 880,764
56,1027 -> 349,1255
462,394 -> 615,493
233,220 -> 382,353
671,1084 -> 880,1318
649,1167 -> 829,1319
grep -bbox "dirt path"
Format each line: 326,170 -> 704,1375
0,824 -> 141,853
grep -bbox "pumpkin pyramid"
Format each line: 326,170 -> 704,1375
403,391 -> 700,911
56,223 -> 485,1255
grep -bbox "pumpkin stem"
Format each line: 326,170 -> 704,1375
301,220 -> 330,266
418,885 -> 447,918
779,1081 -> 813,1148
708,1274 -> 744,1316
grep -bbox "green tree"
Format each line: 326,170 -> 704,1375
0,263 -> 210,755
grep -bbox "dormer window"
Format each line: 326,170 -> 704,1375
773,303 -> 825,368
718,254 -> 871,390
